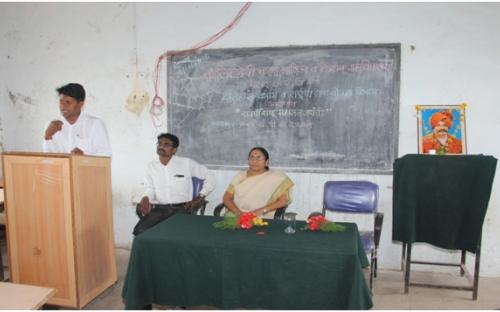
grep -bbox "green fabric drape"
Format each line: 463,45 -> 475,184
392,154 -> 497,252
122,214 -> 372,310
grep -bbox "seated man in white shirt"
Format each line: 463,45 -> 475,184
43,83 -> 112,157
133,133 -> 216,235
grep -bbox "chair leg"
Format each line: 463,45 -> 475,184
404,243 -> 411,294
374,249 -> 378,278
460,250 -> 466,276
0,250 -> 4,281
401,242 -> 406,271
473,243 -> 481,300
369,249 -> 374,290
0,238 -> 4,281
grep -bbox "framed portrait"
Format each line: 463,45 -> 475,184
416,103 -> 467,155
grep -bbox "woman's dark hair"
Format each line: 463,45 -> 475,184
157,133 -> 180,148
56,83 -> 86,102
248,146 -> 270,170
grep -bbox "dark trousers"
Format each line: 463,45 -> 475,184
133,203 -> 188,236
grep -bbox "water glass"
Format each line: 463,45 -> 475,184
284,212 -> 297,234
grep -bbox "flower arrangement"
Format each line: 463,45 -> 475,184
213,212 -> 269,230
302,214 -> 345,232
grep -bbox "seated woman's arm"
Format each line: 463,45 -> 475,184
223,191 -> 242,215
251,193 -> 288,216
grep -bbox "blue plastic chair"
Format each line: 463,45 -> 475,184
321,180 -> 384,290
191,177 -> 207,215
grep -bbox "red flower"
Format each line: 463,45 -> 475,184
302,215 -> 345,232
309,221 -> 320,230
307,215 -> 326,231
238,212 -> 256,229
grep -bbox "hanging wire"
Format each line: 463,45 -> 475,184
150,2 -> 252,128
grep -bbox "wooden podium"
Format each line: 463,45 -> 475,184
1,152 -> 117,308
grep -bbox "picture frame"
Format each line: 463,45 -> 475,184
416,103 -> 467,155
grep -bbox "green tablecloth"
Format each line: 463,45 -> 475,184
392,154 -> 497,252
122,214 -> 372,310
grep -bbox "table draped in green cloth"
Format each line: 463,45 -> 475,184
392,154 -> 497,252
122,214 -> 372,310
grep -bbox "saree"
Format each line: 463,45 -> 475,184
226,170 -> 294,215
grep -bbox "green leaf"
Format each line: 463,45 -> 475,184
319,221 -> 346,232
301,221 -> 346,232
213,214 -> 238,230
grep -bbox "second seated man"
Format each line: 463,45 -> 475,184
133,133 -> 215,235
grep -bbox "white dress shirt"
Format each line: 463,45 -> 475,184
142,155 -> 215,204
43,113 -> 112,157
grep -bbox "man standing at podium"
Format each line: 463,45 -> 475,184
43,83 -> 112,157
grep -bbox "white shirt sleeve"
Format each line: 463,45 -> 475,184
142,162 -> 156,201
88,118 -> 112,157
188,159 -> 216,197
41,115 -> 112,157
43,137 -> 64,153
42,121 -> 65,153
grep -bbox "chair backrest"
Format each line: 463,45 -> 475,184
191,177 -> 204,199
323,181 -> 379,214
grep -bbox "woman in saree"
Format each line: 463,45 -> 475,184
223,147 -> 294,217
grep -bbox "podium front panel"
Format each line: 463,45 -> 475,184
2,152 -> 116,308
2,154 -> 77,306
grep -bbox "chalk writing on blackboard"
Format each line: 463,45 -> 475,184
167,44 -> 400,174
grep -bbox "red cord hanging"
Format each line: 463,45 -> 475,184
150,2 -> 252,128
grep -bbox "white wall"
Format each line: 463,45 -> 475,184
1,2 -> 499,276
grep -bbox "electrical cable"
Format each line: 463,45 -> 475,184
150,2 -> 252,128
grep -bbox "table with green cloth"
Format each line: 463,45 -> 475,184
392,154 -> 497,252
122,214 -> 372,310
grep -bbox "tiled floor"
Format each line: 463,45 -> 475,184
2,247 -> 500,309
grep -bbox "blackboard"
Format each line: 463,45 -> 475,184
167,43 -> 400,173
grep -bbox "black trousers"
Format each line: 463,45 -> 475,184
133,203 -> 188,236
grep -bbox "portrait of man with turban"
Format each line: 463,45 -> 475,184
421,109 -> 463,154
